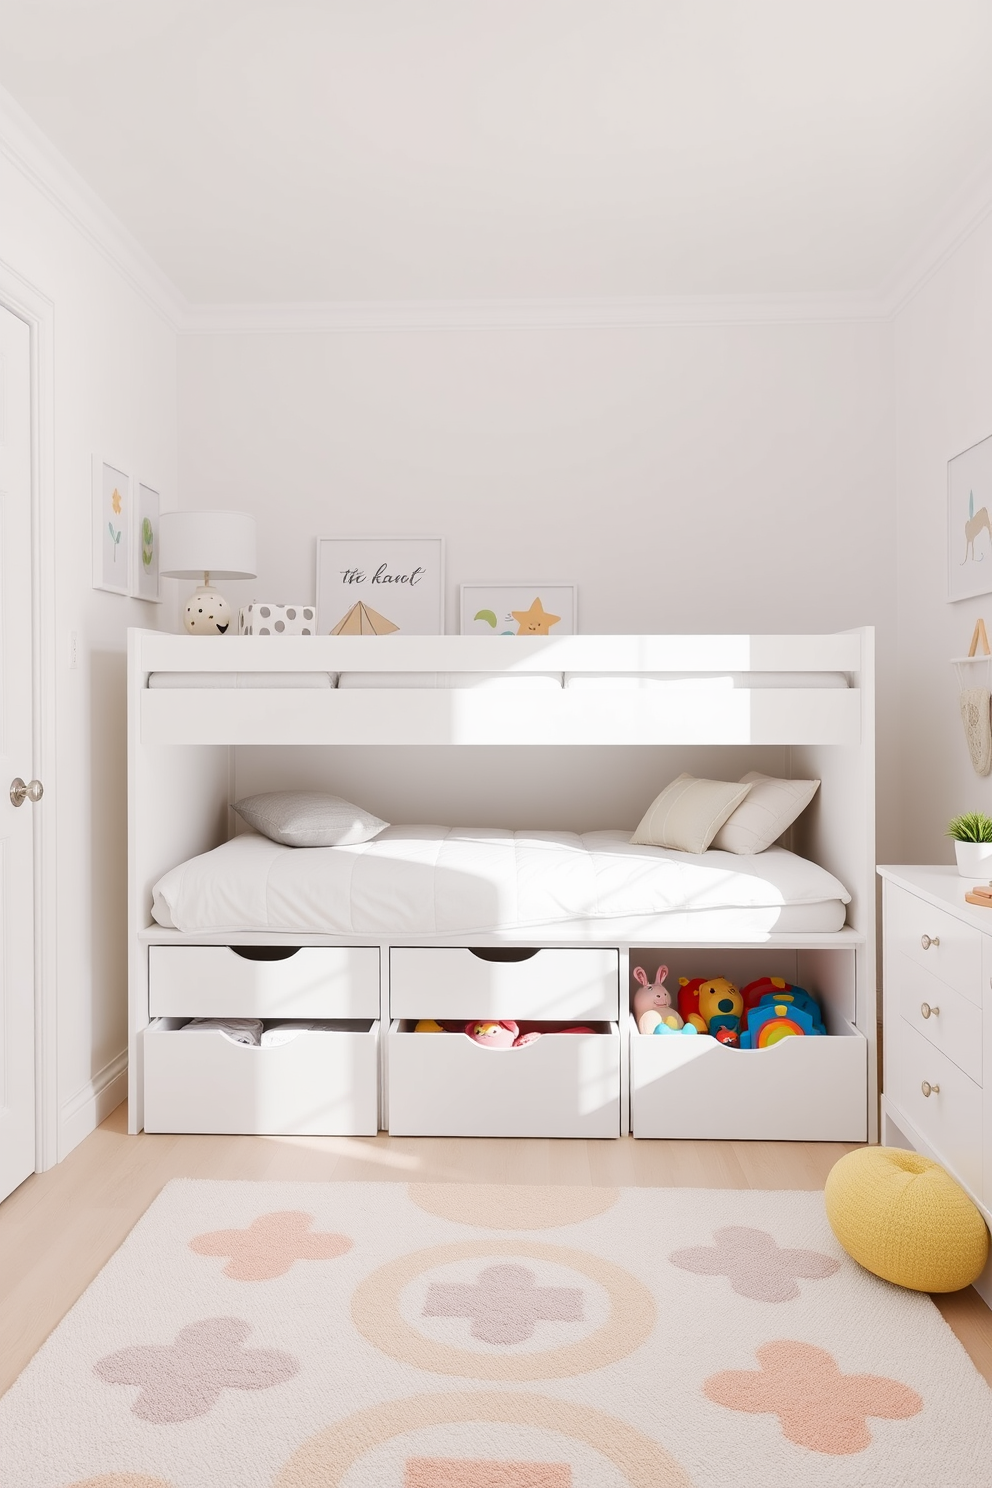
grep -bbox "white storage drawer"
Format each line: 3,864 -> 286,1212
885,1015 -> 983,1196
389,947 -> 619,1021
143,1018 -> 379,1135
892,951 -> 982,1086
886,885 -> 982,1006
630,1021 -> 867,1141
387,1021 -> 621,1137
149,945 -> 380,1019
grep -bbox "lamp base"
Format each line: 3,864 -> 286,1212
184,585 -> 233,635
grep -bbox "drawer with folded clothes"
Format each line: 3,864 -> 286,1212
386,1017 -> 620,1139
143,1016 -> 379,1135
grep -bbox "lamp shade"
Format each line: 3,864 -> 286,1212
159,510 -> 257,580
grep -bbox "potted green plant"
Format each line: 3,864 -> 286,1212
946,812 -> 992,876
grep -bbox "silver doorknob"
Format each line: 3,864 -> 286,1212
921,1080 -> 940,1098
9,778 -> 43,807
920,934 -> 940,950
920,1002 -> 940,1019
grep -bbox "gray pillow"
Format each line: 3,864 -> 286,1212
232,791 -> 388,848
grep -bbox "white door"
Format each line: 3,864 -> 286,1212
0,304 -> 36,1202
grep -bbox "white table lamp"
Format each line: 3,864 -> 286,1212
159,510 -> 257,634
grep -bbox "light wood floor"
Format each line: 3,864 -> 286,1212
2,1103 -> 991,1397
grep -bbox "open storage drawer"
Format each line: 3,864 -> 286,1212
387,1020 -> 621,1137
627,945 -> 867,1141
143,1017 -> 379,1135
149,944 -> 380,1019
630,1019 -> 867,1140
389,946 -> 619,1021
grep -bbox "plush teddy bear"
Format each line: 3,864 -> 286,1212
678,975 -> 742,1035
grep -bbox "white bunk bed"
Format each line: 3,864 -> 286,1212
127,627 -> 876,1144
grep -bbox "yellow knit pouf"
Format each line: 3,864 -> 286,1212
825,1147 -> 989,1292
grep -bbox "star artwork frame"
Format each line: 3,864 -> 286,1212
460,584 -> 577,636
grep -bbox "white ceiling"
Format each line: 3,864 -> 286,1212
2,0 -> 992,305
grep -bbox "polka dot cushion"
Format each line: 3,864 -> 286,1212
825,1147 -> 989,1292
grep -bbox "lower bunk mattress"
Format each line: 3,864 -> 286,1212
150,827 -> 851,938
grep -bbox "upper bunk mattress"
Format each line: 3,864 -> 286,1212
150,828 -> 851,939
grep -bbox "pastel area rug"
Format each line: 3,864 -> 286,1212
2,1182 -> 991,1488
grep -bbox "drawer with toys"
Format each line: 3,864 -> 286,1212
628,948 -> 867,1142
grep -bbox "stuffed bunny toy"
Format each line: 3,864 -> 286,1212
631,964 -> 686,1034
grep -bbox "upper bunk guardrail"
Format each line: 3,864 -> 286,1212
134,629 -> 864,675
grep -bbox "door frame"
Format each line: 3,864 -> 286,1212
0,259 -> 58,1172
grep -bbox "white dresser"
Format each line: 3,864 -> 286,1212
878,866 -> 992,1308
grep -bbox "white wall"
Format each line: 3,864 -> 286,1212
893,215 -> 992,864
178,321 -> 897,839
1,151 -> 178,1157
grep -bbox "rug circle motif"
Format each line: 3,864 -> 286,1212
351,1238 -> 654,1380
272,1390 -> 695,1487
408,1182 -> 620,1229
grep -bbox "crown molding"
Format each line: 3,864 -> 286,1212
5,76 -> 992,337
177,290 -> 887,334
879,156 -> 992,318
0,83 -> 185,331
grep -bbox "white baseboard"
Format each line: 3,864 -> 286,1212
58,1049 -> 128,1161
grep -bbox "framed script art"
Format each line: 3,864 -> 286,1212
316,536 -> 445,634
948,433 -> 992,602
460,584 -> 577,636
92,456 -> 131,595
131,481 -> 161,602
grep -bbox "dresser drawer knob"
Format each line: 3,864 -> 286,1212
921,1080 -> 940,1098
920,1002 -> 940,1019
920,934 -> 940,950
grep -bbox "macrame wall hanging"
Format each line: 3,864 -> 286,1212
954,619 -> 992,776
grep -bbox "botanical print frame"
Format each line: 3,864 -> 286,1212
948,433 -> 992,602
316,536 -> 445,635
460,584 -> 577,636
92,456 -> 130,596
131,482 -> 161,602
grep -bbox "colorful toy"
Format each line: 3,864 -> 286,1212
678,975 -> 742,1035
653,1018 -> 698,1036
714,1025 -> 739,1047
414,1019 -> 446,1033
464,1019 -> 542,1048
740,1000 -> 818,1048
632,965 -> 682,1026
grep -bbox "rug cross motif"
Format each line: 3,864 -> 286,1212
423,1263 -> 584,1345
703,1338 -> 924,1454
189,1210 -> 352,1280
94,1316 -> 299,1422
669,1226 -> 840,1302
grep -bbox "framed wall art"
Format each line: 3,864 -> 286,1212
92,456 -> 131,596
316,536 -> 445,634
131,481 -> 161,602
948,433 -> 992,602
460,584 -> 577,636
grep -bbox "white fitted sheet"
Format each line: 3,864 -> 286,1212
564,671 -> 849,690
151,828 -> 850,938
148,672 -> 337,688
337,672 -> 563,689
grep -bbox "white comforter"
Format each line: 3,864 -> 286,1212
151,827 -> 851,937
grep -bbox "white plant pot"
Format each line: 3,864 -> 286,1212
953,840 -> 992,877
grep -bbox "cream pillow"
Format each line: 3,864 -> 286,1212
630,773 -> 752,854
710,771 -> 820,854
